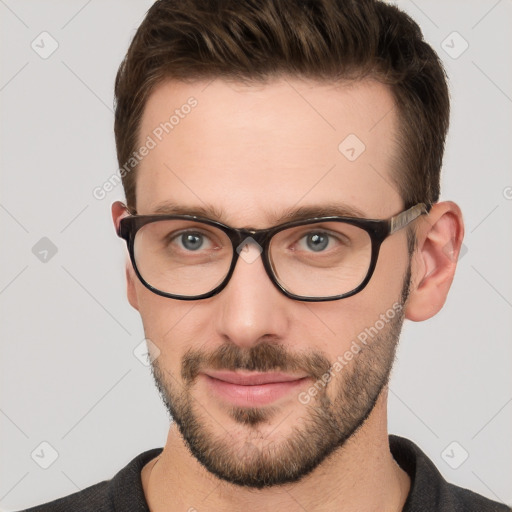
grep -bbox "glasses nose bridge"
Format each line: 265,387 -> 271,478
230,226 -> 273,250
225,226 -> 278,297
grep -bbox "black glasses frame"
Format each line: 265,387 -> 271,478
117,202 -> 431,302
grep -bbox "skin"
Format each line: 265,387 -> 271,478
111,77 -> 464,511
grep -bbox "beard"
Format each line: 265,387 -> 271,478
149,263 -> 411,489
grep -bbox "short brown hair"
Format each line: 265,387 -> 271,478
114,0 -> 449,215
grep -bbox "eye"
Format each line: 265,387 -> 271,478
298,231 -> 336,252
171,230 -> 215,251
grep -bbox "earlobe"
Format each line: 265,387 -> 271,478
404,201 -> 465,322
126,263 -> 140,311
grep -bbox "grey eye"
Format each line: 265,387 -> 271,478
305,233 -> 329,251
180,232 -> 205,251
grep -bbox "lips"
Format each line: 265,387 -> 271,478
202,370 -> 308,385
201,370 -> 311,407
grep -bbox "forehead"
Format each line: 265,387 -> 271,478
135,77 -> 402,225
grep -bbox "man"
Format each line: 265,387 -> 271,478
20,0 -> 510,511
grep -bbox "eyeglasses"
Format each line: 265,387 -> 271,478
116,202 -> 430,302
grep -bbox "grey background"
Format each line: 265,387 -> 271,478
1,1 -> 511,510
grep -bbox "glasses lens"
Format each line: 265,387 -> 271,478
269,221 -> 372,298
133,219 -> 232,297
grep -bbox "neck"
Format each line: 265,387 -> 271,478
142,388 -> 410,512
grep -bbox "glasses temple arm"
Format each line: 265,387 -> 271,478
389,203 -> 430,234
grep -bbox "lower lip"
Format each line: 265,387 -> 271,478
202,374 -> 310,407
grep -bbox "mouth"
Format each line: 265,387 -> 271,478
200,370 -> 311,407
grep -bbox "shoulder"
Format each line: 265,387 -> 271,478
442,481 -> 512,512
15,480 -> 112,512
15,448 -> 163,512
389,435 -> 510,512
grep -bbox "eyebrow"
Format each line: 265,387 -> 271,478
150,200 -> 369,226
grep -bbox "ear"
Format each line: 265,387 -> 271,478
125,264 -> 140,311
111,200 -> 128,235
404,201 -> 465,322
111,201 -> 140,312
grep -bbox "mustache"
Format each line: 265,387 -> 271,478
181,340 -> 332,385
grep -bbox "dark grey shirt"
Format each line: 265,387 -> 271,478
18,435 -> 511,511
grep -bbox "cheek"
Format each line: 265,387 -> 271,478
369,236 -> 411,303
135,284 -> 203,358
300,246 -> 408,357
298,300 -> 374,360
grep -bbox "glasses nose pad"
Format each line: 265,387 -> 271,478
235,236 -> 263,265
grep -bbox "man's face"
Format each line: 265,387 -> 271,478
126,78 -> 412,488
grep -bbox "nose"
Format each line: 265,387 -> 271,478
214,240 -> 290,349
